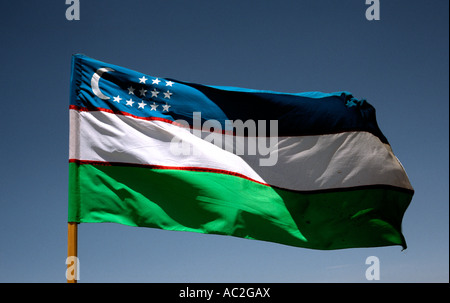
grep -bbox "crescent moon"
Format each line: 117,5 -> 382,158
91,67 -> 115,100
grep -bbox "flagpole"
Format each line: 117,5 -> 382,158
67,222 -> 78,283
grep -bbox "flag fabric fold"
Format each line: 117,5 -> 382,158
69,54 -> 413,250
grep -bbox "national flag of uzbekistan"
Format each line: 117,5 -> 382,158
69,54 -> 414,250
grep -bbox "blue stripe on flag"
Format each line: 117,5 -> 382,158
70,54 -> 388,143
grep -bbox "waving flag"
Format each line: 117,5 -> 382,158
68,54 -> 413,250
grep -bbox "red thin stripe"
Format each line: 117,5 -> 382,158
69,105 -> 236,135
69,159 -> 270,187
69,159 -> 414,195
69,105 -> 175,125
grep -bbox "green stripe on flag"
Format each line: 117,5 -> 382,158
69,163 -> 411,250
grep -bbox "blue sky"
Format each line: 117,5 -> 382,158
0,0 -> 448,282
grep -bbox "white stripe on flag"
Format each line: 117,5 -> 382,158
69,109 -> 413,192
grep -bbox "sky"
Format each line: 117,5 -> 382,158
0,0 -> 448,283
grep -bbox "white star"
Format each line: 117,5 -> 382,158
113,95 -> 122,103
152,78 -> 161,85
162,103 -> 171,112
138,101 -> 147,109
139,76 -> 148,84
163,90 -> 172,99
151,88 -> 160,98
139,88 -> 147,97
165,81 -> 174,87
127,86 -> 135,95
150,102 -> 159,111
126,99 -> 135,107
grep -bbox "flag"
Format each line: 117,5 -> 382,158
69,54 -> 413,250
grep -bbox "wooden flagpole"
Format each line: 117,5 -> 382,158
67,222 -> 78,283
